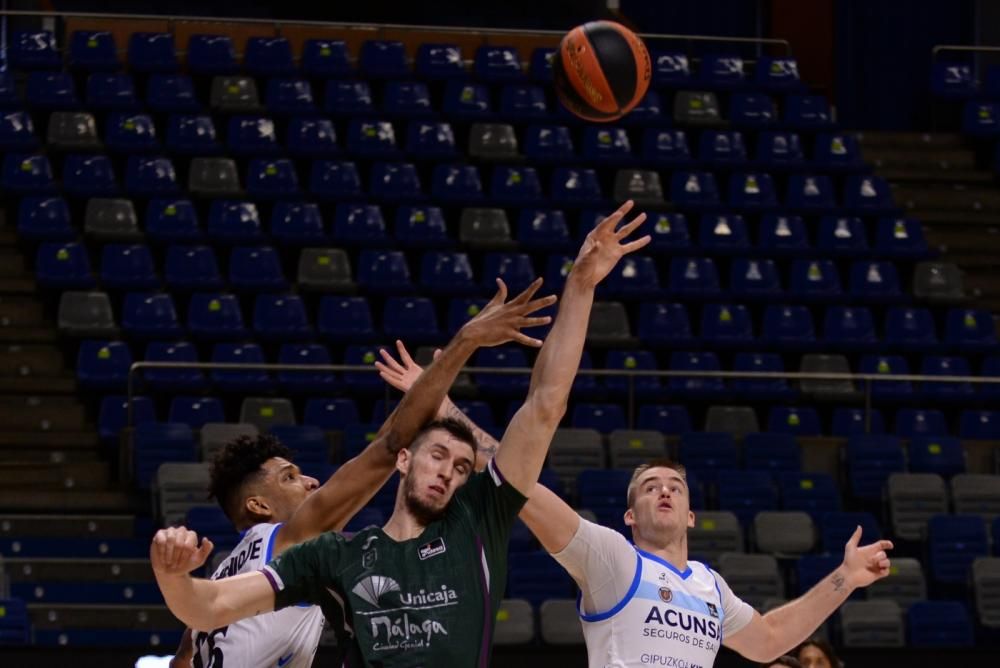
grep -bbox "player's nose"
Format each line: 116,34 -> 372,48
304,475 -> 320,490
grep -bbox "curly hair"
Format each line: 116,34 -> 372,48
209,434 -> 294,526
795,638 -> 841,668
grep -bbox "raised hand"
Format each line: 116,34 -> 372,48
375,340 -> 437,393
151,527 -> 214,578
457,277 -> 557,349
569,199 -> 650,288
840,526 -> 894,590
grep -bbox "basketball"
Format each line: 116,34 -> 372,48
553,20 -> 652,122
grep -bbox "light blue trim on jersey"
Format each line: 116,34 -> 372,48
707,565 -> 727,642
578,551 -> 643,623
632,579 -> 716,619
265,522 -> 284,563
635,547 -> 693,580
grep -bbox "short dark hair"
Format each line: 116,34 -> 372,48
627,458 -> 687,507
762,657 -> 801,668
795,638 -> 840,667
410,417 -> 478,457
209,434 -> 293,525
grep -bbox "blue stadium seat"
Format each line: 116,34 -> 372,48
768,407 -> 821,436
143,342 -> 206,393
823,306 -> 877,350
101,244 -> 158,290
500,84 -> 548,119
931,61 -> 976,97
432,164 -> 483,202
859,355 -> 913,400
832,407 -> 885,436
982,356 -> 1000,399
846,435 -> 905,501
875,217 -> 929,259
324,81 -> 374,115
896,408 -> 949,438
475,347 -> 530,395
491,166 -> 543,204
347,119 -> 399,158
270,202 -> 326,246
755,56 -> 802,91
227,116 -> 280,156
270,425 -> 329,467
333,203 -> 387,245
756,131 -> 805,168
728,172 -> 777,210
641,129 -> 691,166
164,245 -> 222,290
529,47 -> 556,82
229,246 -> 287,291
758,214 -> 809,256
99,395 -> 156,446
743,432 -> 801,473
246,159 -> 300,200
908,435 -> 965,478
146,199 -> 201,244
286,118 -> 338,158
76,340 -> 132,390
645,212 -> 691,253
542,254 -> 576,294
244,37 -> 295,77
885,306 -> 938,352
360,40 -> 409,78
405,121 -> 457,160
669,257 -> 721,298
254,294 -> 312,341
371,162 -> 424,202
780,472 -> 841,523
383,297 -> 441,343
442,81 -> 492,119
730,259 -> 782,299
186,34 -> 238,75
577,469 -> 631,533
340,346 -> 384,393
358,250 -> 413,294
700,304 -> 753,346
637,302 -> 694,347
959,410 -> 1000,439
637,405 -> 691,434
36,242 -> 95,289
795,555 -> 844,596
187,293 -> 246,340
164,115 -> 220,155
421,251 -> 476,295
507,551 -> 575,606
266,79 -> 317,116
790,259 -> 842,301
121,292 -> 182,339
134,422 -> 195,489
524,124 -> 575,162
600,256 -> 661,299
700,54 -> 745,88
717,470 -> 778,526
729,92 -> 776,128
821,511 -> 881,553
207,201 -> 264,244
18,197 -> 73,241
622,90 -> 663,125
963,101 -> 1000,136
302,39 -> 352,78
10,30 -> 61,70
0,73 -> 16,109
786,174 -> 836,212
517,209 -> 570,251
946,308 -> 997,351
815,133 -> 863,171
669,171 -> 720,209
551,167 -> 603,204
582,127 -> 633,163
845,175 -> 896,214
0,111 -> 39,151
785,94 -> 834,129
669,351 -> 724,396
3,153 -> 54,194
603,350 -> 661,395
446,298 -> 487,335
415,43 -> 464,80
482,253 -> 536,293
62,154 -> 118,197
678,432 -> 738,483
817,216 -> 868,257
105,113 -> 158,154
310,160 -> 363,201
125,156 -> 178,196
700,214 -> 751,254
928,514 -> 989,586
475,45 -> 523,81
169,397 -> 225,430
699,130 -> 747,165
761,305 -> 816,349
303,398 -> 359,431
395,205 -> 449,248
25,72 -> 78,110
147,74 -> 200,113
128,32 -> 177,73
732,353 -> 794,400
572,404 -> 626,433
651,51 -> 690,86
211,342 -> 270,392
86,73 -> 138,110
908,601 -> 974,647
850,261 -> 902,302
318,296 -> 375,343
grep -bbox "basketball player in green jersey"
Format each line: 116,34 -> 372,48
151,201 -> 651,666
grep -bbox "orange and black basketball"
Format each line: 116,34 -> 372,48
553,20 -> 652,122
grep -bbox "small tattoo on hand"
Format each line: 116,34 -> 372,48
832,573 -> 846,593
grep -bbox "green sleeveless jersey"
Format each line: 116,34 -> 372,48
262,459 -> 526,667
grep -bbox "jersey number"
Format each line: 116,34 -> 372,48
193,626 -> 229,668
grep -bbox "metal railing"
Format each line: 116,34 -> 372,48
126,360 -> 1000,433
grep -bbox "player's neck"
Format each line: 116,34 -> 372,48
634,533 -> 689,573
382,507 -> 430,542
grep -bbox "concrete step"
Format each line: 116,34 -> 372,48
0,489 -> 134,513
0,461 -> 112,490
856,131 -> 967,149
0,396 -> 89,431
6,558 -> 152,582
0,448 -> 100,464
0,345 -> 66,377
0,297 -> 48,327
0,514 -> 135,539
0,430 -> 99,450
28,604 -> 178,630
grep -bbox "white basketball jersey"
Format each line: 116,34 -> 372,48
193,523 -> 324,668
579,548 -> 725,668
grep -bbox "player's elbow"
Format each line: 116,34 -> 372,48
525,388 -> 568,427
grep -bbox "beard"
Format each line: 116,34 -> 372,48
401,474 -> 448,525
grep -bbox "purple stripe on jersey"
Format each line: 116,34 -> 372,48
260,565 -> 281,593
475,535 -> 491,668
488,458 -> 507,487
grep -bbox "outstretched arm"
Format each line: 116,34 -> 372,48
724,526 -> 893,662
274,279 -> 555,553
496,200 -> 649,494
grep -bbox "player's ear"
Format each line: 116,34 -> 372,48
245,494 -> 271,518
396,447 -> 412,475
623,507 -> 635,527
687,510 -> 696,529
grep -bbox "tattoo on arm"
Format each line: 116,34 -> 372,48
831,572 -> 846,593
443,403 -> 499,457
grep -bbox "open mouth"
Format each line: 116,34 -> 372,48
657,501 -> 673,511
429,485 -> 446,496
